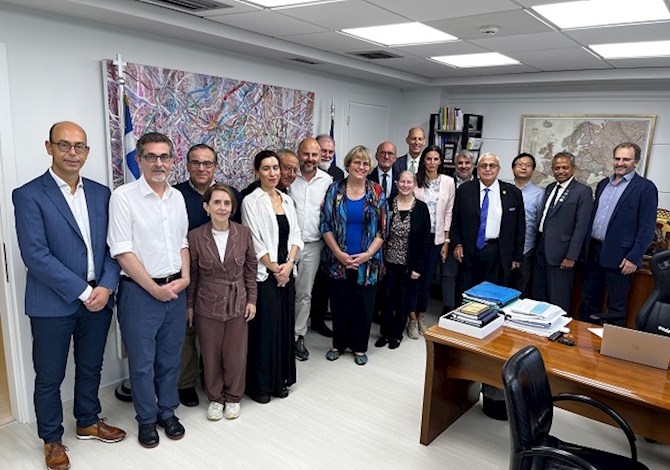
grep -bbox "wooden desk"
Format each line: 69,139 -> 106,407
421,320 -> 670,445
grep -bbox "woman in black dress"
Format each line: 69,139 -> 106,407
241,150 -> 303,403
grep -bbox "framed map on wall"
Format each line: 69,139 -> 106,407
519,114 -> 656,190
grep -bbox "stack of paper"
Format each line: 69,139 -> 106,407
463,282 -> 521,307
501,299 -> 572,337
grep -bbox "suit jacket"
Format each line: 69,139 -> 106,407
394,154 -> 408,173
187,221 -> 258,321
13,171 -> 119,317
367,166 -> 399,199
590,173 -> 658,269
539,179 -> 593,265
328,164 -> 345,182
450,179 -> 525,278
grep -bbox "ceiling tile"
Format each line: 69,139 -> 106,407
469,31 -> 577,52
280,31 -> 379,51
363,0 -> 521,22
274,0 -> 406,30
427,9 -> 554,40
208,10 -> 327,36
563,21 -> 670,45
508,47 -> 613,71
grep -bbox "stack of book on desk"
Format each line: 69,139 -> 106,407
462,281 -> 521,307
439,302 -> 504,339
501,298 -> 572,337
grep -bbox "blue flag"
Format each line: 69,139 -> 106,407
124,95 -> 140,181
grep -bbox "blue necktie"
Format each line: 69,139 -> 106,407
476,188 -> 490,249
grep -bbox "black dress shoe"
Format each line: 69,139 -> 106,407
247,392 -> 271,404
178,387 -> 199,407
389,338 -> 401,349
374,337 -> 388,348
138,423 -> 159,448
589,314 -> 625,326
114,380 -> 133,402
313,321 -> 333,338
295,335 -> 309,361
272,387 -> 289,399
157,416 -> 185,440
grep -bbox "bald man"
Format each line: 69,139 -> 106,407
395,127 -> 425,174
289,138 -> 333,360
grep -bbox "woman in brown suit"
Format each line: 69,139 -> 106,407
187,183 -> 257,421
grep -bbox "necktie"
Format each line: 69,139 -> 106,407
476,188 -> 490,249
549,184 -> 562,209
382,172 -> 388,197
409,159 -> 416,173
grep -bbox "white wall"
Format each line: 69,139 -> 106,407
402,89 -> 670,208
0,4 -> 403,422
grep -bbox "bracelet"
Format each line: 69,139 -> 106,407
287,258 -> 296,265
444,238 -> 450,244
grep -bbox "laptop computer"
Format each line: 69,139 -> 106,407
600,324 -> 670,369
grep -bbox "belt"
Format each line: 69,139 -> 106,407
485,238 -> 498,243
591,238 -> 604,247
122,272 -> 181,285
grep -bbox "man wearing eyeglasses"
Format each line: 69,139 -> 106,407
108,132 -> 190,448
451,153 -> 525,291
511,153 -> 545,298
13,121 -> 126,470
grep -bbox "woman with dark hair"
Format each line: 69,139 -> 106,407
376,170 -> 431,349
187,183 -> 257,421
241,150 -> 303,403
408,145 -> 455,338
320,145 -> 388,366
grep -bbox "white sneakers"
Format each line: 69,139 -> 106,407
224,402 -> 240,420
406,320 -> 420,339
207,401 -> 241,420
207,401 -> 224,421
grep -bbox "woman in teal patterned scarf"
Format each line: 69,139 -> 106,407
320,146 -> 389,366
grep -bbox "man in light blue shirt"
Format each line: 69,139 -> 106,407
511,153 -> 544,297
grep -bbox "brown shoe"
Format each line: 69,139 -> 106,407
76,419 -> 126,443
44,442 -> 70,470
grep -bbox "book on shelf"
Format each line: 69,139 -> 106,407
439,106 -> 463,131
439,312 -> 504,339
466,137 -> 482,150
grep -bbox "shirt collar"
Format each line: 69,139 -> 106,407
609,171 -> 636,183
188,178 -> 214,194
49,168 -> 83,192
479,179 -> 500,193
557,176 -> 574,188
139,174 -> 173,199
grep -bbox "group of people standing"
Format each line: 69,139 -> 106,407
13,120 -> 658,470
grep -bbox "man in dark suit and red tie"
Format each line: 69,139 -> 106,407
579,142 -> 658,325
533,152 -> 593,312
451,152 -> 525,290
13,121 -> 126,470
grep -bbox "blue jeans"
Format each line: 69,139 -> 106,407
31,304 -> 112,442
117,278 -> 186,424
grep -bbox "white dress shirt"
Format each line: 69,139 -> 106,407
107,175 -> 189,278
289,168 -> 332,242
481,179 -> 502,240
49,168 -> 95,300
241,187 -> 304,281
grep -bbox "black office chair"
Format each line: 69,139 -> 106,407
636,250 -> 670,337
501,345 -> 649,470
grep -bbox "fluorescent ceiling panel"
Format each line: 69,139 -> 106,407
430,52 -> 520,68
590,40 -> 670,59
341,22 -> 458,47
532,0 -> 670,29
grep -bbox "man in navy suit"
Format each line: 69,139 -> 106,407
533,152 -> 593,312
451,152 -> 525,290
316,134 -> 344,181
367,141 -> 400,200
395,127 -> 425,174
579,142 -> 658,325
13,121 -> 125,470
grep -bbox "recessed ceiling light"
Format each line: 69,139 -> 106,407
532,0 -> 670,29
240,0 -> 343,9
430,53 -> 520,68
590,40 -> 670,59
341,22 -> 458,47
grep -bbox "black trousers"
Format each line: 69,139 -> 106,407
462,240 -> 503,290
381,263 -> 419,340
579,239 -> 632,325
330,271 -> 376,353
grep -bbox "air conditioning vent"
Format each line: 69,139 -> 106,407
289,57 -> 322,65
348,51 -> 402,60
135,0 -> 233,12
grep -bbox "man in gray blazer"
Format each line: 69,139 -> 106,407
533,152 -> 593,311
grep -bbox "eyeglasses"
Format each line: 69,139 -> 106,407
188,160 -> 215,169
514,162 -> 533,169
51,141 -> 89,155
350,161 -> 371,168
142,153 -> 173,163
378,151 -> 396,157
478,163 -> 499,170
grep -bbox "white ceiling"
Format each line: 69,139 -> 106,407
3,0 -> 670,92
